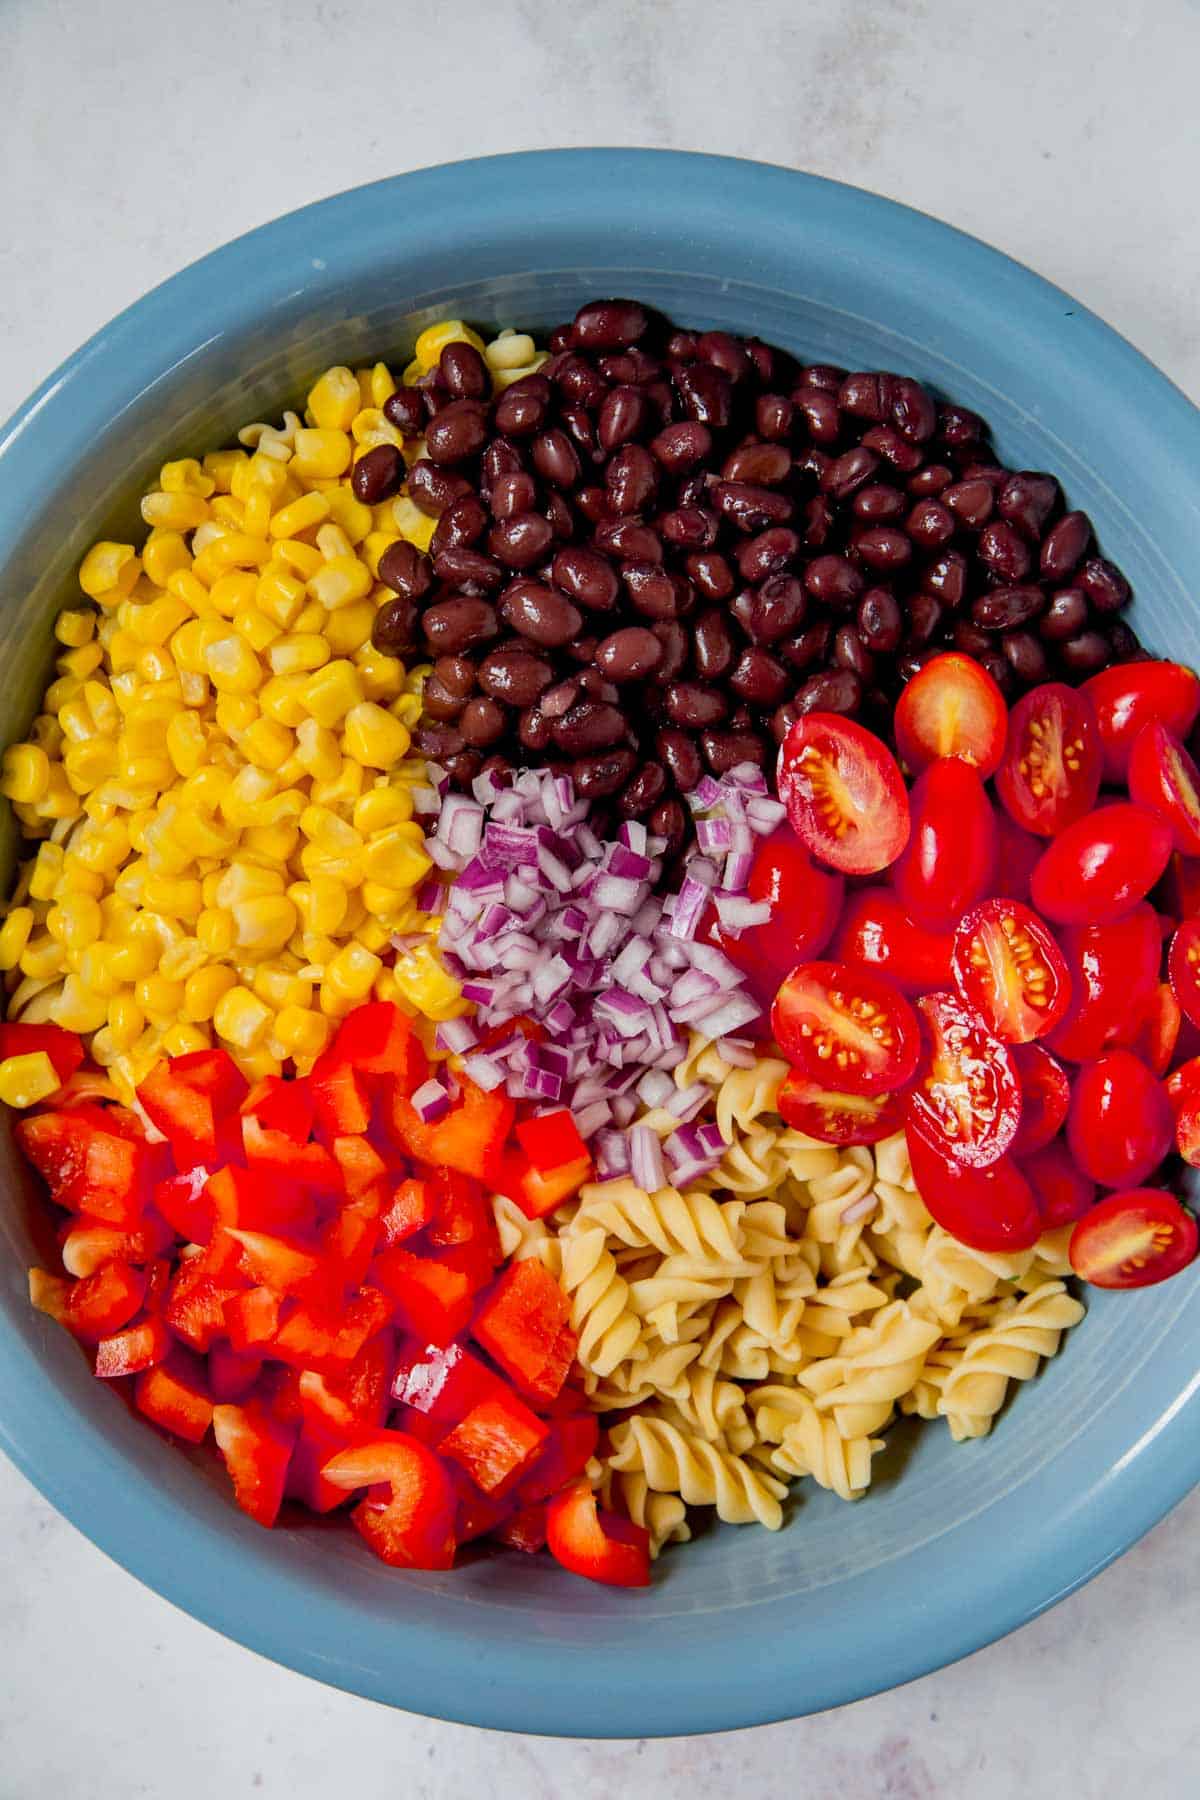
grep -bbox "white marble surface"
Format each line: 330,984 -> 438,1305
2,0 -> 1199,1792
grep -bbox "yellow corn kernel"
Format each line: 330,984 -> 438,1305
255,563 -> 308,628
355,916 -> 392,955
215,861 -> 284,909
166,568 -> 213,618
213,985 -> 272,1049
485,330 -> 537,371
212,502 -> 250,535
215,696 -> 259,743
159,457 -> 214,498
391,497 -> 436,552
142,874 -> 203,921
142,530 -> 192,588
326,941 -> 381,999
134,974 -> 186,1023
258,673 -> 311,727
300,660 -> 363,727
127,593 -> 192,647
34,768 -> 84,821
247,453 -> 293,500
79,542 -> 141,605
273,1004 -> 331,1060
342,702 -> 410,770
54,608 -> 97,648
269,633 -> 330,677
275,540 -> 324,581
350,409 -> 404,452
140,492 -> 210,532
0,908 -> 34,970
1,744 -> 51,805
309,761 -> 364,813
51,975 -> 109,1033
158,938 -> 208,982
291,429 -> 352,481
241,486 -> 274,540
46,893 -> 102,951
162,1023 -> 211,1058
269,492 -> 330,542
171,616 -> 227,673
232,894 -> 297,957
414,320 -> 485,371
165,711 -> 208,777
307,367 -> 362,432
289,604 -> 326,639
19,934 -> 66,981
356,651 -> 406,703
292,717 -> 338,782
193,534 -> 272,588
204,635 -> 262,695
182,964 -> 237,1023
74,942 -> 121,998
241,820 -> 300,865
207,570 -> 259,620
322,601 -> 375,658
240,717 -> 293,771
232,605 -> 282,653
392,940 -> 463,1018
353,786 -> 413,835
204,449 -> 248,494
29,843 -> 65,901
0,1052 -> 62,1109
491,356 -> 548,392
362,531 -> 399,579
367,362 -> 396,408
197,908 -> 236,956
106,995 -> 146,1051
362,826 -> 432,890
73,818 -> 130,873
324,488 -> 374,547
288,876 -> 348,937
56,642 -> 105,683
308,555 -> 372,613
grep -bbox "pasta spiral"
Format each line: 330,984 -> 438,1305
560,1227 -> 644,1379
938,1281 -> 1086,1439
607,1412 -> 787,1529
575,1178 -> 746,1261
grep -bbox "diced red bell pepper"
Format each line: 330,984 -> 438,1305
17,1107 -> 148,1226
331,1001 -> 427,1082
429,1238 -> 496,1297
427,1171 -> 500,1260
138,1063 -> 222,1169
206,1163 -> 314,1235
515,1109 -> 590,1175
440,1390 -> 549,1496
472,1259 -> 575,1403
321,1431 -> 457,1569
225,1228 -> 323,1294
517,1413 -> 600,1503
242,1116 -> 342,1195
395,1404 -> 447,1446
241,1075 -> 314,1145
165,1238 -> 247,1352
164,1048 -> 248,1113
0,1022 -> 83,1085
153,1165 -> 214,1244
452,1467 -> 515,1543
261,1363 -> 305,1425
387,1077 -> 513,1183
309,1053 -> 372,1140
299,1329 -> 393,1432
142,1255 -> 171,1312
271,1286 -> 392,1372
212,1400 -> 297,1528
492,1501 -> 549,1554
65,1260 -> 146,1341
60,1210 -> 173,1278
94,1313 -> 170,1378
321,1190 -> 382,1290
371,1245 -> 474,1345
207,1340 -> 264,1401
496,1146 -> 594,1221
135,1347 -> 214,1443
545,1480 -> 651,1588
286,1417 -> 355,1514
224,1285 -> 282,1351
330,1286 -> 393,1361
378,1178 -> 436,1247
331,1134 -> 387,1199
391,1338 -> 508,1426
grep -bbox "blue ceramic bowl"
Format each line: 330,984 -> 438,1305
2,150 -> 1199,1738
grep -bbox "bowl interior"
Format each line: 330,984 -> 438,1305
2,152 -> 1200,1736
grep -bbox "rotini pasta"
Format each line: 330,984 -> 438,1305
607,1412 -> 787,1529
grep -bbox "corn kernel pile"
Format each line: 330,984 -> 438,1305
0,320 -> 549,1103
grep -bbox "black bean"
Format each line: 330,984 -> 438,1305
618,761 -> 668,817
425,399 -> 488,466
800,495 -> 836,548
908,464 -> 953,497
780,621 -> 832,670
552,701 -> 627,754
350,444 -> 404,505
804,554 -> 864,608
651,621 -> 689,683
756,393 -> 794,441
833,624 -> 875,683
1040,511 -> 1092,580
550,354 -> 608,410
499,579 -> 582,647
937,403 -> 984,450
383,387 -> 426,434
853,526 -> 913,573
943,478 -> 994,528
999,472 -> 1058,541
734,527 -> 799,583
574,299 -> 649,348
857,587 -> 902,652
721,442 -> 792,486
481,438 -> 524,494
1002,631 -> 1049,684
422,597 -> 500,655
377,540 -> 433,601
575,485 -> 609,525
439,342 -> 490,400
922,549 -> 969,608
1106,621 -> 1142,662
594,520 -> 662,562
595,626 -> 662,681
433,545 -> 505,592
793,386 -> 841,446
417,723 -> 465,758
802,363 -> 846,392
861,426 -> 923,474
518,706 -> 552,750
623,562 -> 694,620
573,748 -> 638,797
839,372 -> 890,421
430,494 -> 488,555
854,483 -> 907,523
597,386 -> 650,453
687,551 -> 735,601
972,585 -> 1046,630
489,473 -> 540,524
1079,557 -> 1131,614
792,668 -> 864,715
605,445 -> 659,515
821,447 -> 879,499
478,646 -> 554,706
544,490 -> 575,542
493,375 -> 552,438
905,499 -> 955,550
660,507 -> 718,549
674,363 -> 734,428
407,460 -> 473,517
906,593 -> 944,646
701,729 -> 767,774
650,421 -> 713,473
540,676 -> 581,719
977,518 -> 1033,583
649,797 -> 687,853
730,647 -> 789,705
1058,630 -> 1110,675
888,376 -> 937,443
370,596 -> 417,656
488,511 -> 555,569
531,429 -> 582,490
656,728 -> 703,792
953,620 -> 994,656
665,682 -> 728,728
693,609 -> 735,680
458,696 -> 508,747
421,673 -> 468,723
560,405 -> 598,459
694,330 -> 750,383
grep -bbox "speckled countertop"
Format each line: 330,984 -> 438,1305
2,0 -> 1199,1792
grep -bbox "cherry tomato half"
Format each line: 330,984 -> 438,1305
994,682 -> 1101,838
907,990 -> 1022,1168
1018,1139 -> 1096,1230
951,899 -> 1071,1044
1166,1057 -> 1200,1166
830,887 -> 954,995
1082,660 -> 1200,784
1045,904 -> 1162,1063
777,713 -> 910,876
1030,803 -> 1172,927
771,960 -> 920,1096
907,1128 -> 1042,1252
1122,981 -> 1182,1077
891,759 -> 996,933
990,805 -> 1044,905
1168,920 -> 1200,1030
893,651 -> 1008,779
1066,1049 -> 1173,1188
705,826 -> 844,1014
777,1068 -> 909,1146
1127,723 -> 1200,858
1069,1188 -> 1199,1289
1010,1043 -> 1071,1155
1163,851 -> 1200,925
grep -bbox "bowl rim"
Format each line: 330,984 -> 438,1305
3,147 -> 1200,1738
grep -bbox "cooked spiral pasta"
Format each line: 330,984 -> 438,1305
575,1178 -> 746,1261
714,1059 -> 790,1140
607,1412 -> 787,1529
592,1465 -> 691,1558
560,1227 -> 645,1380
766,1393 -> 884,1502
937,1281 -> 1086,1440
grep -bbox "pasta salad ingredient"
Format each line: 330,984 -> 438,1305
1068,1189 -> 1200,1289
893,651 -> 1007,778
776,714 -> 910,874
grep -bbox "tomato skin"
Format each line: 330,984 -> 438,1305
771,960 -> 920,1095
1069,1188 -> 1199,1288
995,682 -> 1101,838
908,990 -> 1022,1168
706,826 -> 844,1012
1066,1049 -> 1173,1188
1082,660 -> 1200,784
1010,1043 -> 1071,1154
893,651 -> 1008,779
906,1128 -> 1042,1252
1121,981 -> 1182,1076
1018,1139 -> 1096,1230
1167,1057 -> 1200,1165
1127,723 -> 1200,857
1030,803 -> 1172,927
951,899 -> 1071,1044
1045,904 -> 1162,1063
1163,851 -> 1200,925
777,1068 -> 909,1145
891,760 -> 997,932
1168,920 -> 1200,1030
990,805 -> 1044,904
831,887 -> 954,994
777,713 -> 910,875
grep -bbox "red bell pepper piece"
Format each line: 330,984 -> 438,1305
261,1363 -> 305,1425
134,1347 -> 214,1443
331,1134 -> 387,1199
225,1228 -> 323,1294
515,1110 -> 590,1175
206,1163 -> 314,1235
153,1165 -> 214,1244
517,1413 -> 600,1502
492,1501 -> 549,1553
391,1338 -> 508,1425
212,1400 -> 297,1527
430,1238 -> 497,1297
241,1116 -> 342,1195
270,1286 -> 392,1372
60,1210 -> 173,1278
64,1260 -> 146,1340
427,1170 -> 500,1258
452,1468 -> 515,1543
496,1146 -> 594,1221
440,1390 -> 549,1496
321,1190 -> 382,1291
164,1048 -> 248,1113
224,1285 -> 282,1351
371,1246 -> 474,1345
17,1107 -> 148,1226
330,1001 -> 427,1081
472,1259 -> 575,1403
241,1075 -> 314,1145
94,1313 -> 170,1378
165,1235 -> 247,1352
545,1481 -> 651,1587
286,1417 -> 355,1514
299,1329 -> 393,1432
207,1340 -> 264,1401
378,1178 -> 436,1247
137,1063 -> 221,1169
387,1077 -> 513,1182
309,1053 -> 372,1140
0,1022 -> 83,1085
321,1431 -> 457,1569
330,1286 -> 393,1360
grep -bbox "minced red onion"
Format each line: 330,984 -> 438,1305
411,1078 -> 452,1123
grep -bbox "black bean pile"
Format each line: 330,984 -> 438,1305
367,300 -> 1141,853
